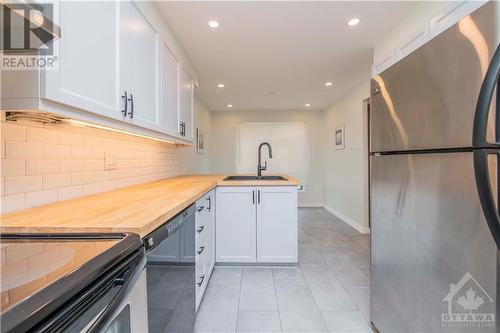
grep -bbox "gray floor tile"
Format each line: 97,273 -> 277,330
194,308 -> 238,333
237,311 -> 282,332
210,266 -> 243,285
199,284 -> 240,312
272,267 -> 308,286
194,208 -> 371,333
320,310 -> 372,332
239,283 -> 278,310
242,267 -> 274,286
279,308 -> 328,332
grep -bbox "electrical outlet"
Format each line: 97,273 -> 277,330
104,152 -> 117,170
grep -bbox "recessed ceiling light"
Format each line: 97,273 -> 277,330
227,104 -> 233,108
305,103 -> 311,107
208,20 -> 220,29
347,18 -> 360,26
217,83 -> 225,88
325,81 -> 333,87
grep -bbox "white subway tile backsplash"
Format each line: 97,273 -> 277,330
59,132 -> 83,145
5,175 -> 43,195
43,173 -> 72,190
25,189 -> 58,208
26,159 -> 58,175
57,185 -> 83,201
44,144 -> 72,159
1,119 -> 180,213
1,123 -> 26,141
6,141 -> 43,159
1,159 -> 26,177
58,159 -> 83,173
1,194 -> 25,214
26,127 -> 59,144
71,146 -> 93,159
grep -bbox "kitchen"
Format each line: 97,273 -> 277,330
0,1 -> 499,333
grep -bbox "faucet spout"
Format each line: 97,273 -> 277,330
257,142 -> 273,177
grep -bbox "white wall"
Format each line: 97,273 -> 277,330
210,110 -> 325,207
323,79 -> 370,233
178,94 -> 212,174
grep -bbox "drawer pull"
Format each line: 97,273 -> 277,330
197,205 -> 205,212
197,225 -> 205,233
197,245 -> 205,255
197,274 -> 205,287
207,196 -> 212,212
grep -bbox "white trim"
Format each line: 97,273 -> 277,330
323,205 -> 370,234
299,202 -> 324,208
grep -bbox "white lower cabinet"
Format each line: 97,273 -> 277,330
215,187 -> 257,263
216,186 -> 298,264
195,189 -> 215,311
256,187 -> 298,263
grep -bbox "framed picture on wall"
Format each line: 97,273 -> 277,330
334,125 -> 345,150
197,128 -> 205,154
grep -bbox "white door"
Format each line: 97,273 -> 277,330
256,187 -> 298,263
124,1 -> 161,130
216,187 -> 257,263
179,67 -> 194,140
160,43 -> 181,137
44,1 -> 126,121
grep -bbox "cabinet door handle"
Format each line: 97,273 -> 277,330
128,94 -> 134,118
121,91 -> 128,116
252,190 -> 255,204
207,196 -> 211,211
197,245 -> 205,255
182,122 -> 186,136
197,274 -> 205,287
197,205 -> 205,212
258,190 -> 261,204
197,225 -> 205,233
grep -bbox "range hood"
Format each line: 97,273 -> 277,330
2,2 -> 61,50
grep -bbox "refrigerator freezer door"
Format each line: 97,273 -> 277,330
370,1 -> 499,153
371,152 -> 497,333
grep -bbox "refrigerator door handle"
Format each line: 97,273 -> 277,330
472,44 -> 500,149
473,149 -> 500,250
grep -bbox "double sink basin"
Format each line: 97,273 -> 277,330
223,175 -> 288,181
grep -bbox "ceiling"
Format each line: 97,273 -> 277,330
156,1 -> 420,111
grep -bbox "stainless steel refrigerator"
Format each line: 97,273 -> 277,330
370,2 -> 500,332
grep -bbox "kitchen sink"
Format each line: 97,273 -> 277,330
223,175 -> 288,181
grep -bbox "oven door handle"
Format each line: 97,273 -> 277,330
87,252 -> 146,333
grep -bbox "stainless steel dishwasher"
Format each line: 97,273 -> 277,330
144,204 -> 196,333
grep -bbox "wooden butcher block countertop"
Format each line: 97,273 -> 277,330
0,175 -> 299,238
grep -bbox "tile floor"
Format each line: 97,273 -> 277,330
194,208 -> 373,333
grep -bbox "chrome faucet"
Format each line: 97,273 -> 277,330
257,142 -> 273,177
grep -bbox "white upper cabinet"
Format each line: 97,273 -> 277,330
5,0 -> 198,143
179,67 -> 194,140
122,1 -> 161,131
44,1 -> 125,121
160,43 -> 181,137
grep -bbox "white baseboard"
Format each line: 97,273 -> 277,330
323,205 -> 371,234
299,202 -> 324,208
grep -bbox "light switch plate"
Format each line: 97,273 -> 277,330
104,151 -> 116,170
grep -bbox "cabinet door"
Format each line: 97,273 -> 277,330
160,43 -> 181,137
125,1 -> 161,130
256,187 -> 298,263
179,67 -> 194,140
216,187 -> 256,262
44,1 -> 126,120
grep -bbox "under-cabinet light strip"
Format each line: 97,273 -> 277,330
66,119 -> 176,145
